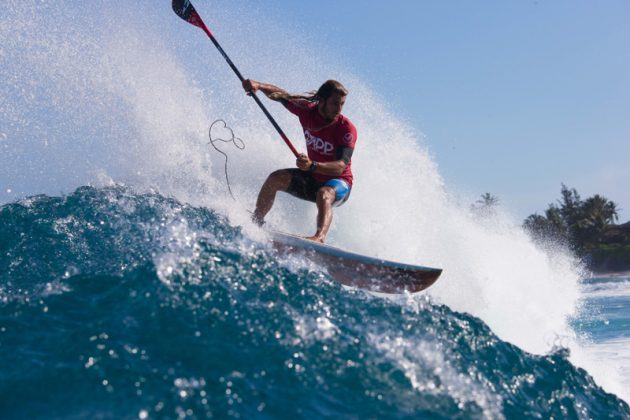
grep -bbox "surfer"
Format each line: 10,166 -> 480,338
243,79 -> 357,243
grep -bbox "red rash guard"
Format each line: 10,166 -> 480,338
285,100 -> 357,187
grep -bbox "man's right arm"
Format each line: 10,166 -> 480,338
242,79 -> 288,102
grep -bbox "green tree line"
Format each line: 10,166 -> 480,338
523,184 -> 619,252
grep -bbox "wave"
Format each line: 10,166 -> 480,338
1,186 -> 628,418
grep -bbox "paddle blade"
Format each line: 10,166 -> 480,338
172,0 -> 208,32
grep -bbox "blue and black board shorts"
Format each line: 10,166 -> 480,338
286,169 -> 351,207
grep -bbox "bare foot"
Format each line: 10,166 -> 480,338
303,235 -> 325,243
251,212 -> 265,227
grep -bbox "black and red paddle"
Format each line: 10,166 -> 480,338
172,0 -> 300,158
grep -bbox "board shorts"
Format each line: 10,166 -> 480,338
286,169 -> 351,207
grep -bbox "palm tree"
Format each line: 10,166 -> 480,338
471,193 -> 500,218
580,195 -> 618,244
523,185 -> 619,251
477,193 -> 499,208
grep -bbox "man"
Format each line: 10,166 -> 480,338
243,79 -> 357,243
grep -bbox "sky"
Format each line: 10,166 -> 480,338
253,0 -> 630,222
1,1 -> 628,223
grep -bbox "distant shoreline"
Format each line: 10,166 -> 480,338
585,222 -> 630,274
586,270 -> 630,278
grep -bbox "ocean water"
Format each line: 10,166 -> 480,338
0,186 -> 628,419
1,1 -> 630,418
575,273 -> 630,400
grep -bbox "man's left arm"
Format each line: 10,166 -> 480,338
296,147 -> 353,176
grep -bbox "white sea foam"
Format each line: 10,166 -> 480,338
367,332 -> 504,418
573,338 -> 630,402
582,276 -> 630,299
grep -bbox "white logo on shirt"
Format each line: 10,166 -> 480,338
304,130 -> 334,155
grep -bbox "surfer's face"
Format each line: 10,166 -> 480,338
320,93 -> 346,121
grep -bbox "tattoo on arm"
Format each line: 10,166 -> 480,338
336,147 -> 354,164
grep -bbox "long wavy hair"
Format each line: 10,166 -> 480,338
270,80 -> 348,103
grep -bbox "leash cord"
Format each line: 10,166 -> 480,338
208,119 -> 245,201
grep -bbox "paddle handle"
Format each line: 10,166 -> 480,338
175,2 -> 300,158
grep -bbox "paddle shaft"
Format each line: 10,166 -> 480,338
174,2 -> 300,158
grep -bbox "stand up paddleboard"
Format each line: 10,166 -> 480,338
269,230 -> 442,294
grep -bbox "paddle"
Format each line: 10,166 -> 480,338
171,0 -> 300,158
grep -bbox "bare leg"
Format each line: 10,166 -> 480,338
304,186 -> 336,243
252,169 -> 292,226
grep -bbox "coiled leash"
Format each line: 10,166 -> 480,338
208,119 -> 245,201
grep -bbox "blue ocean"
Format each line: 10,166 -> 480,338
0,186 -> 628,419
1,1 -> 629,418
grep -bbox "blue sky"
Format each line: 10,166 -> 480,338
254,1 -> 630,221
1,1 -> 627,222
